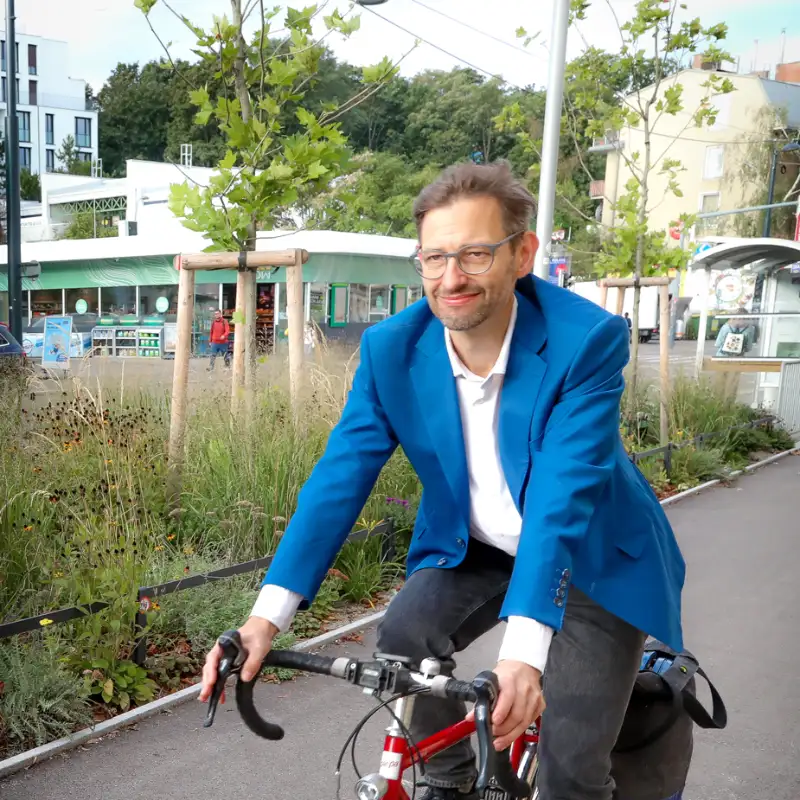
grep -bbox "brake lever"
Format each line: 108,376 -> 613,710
203,628 -> 247,728
473,670 -> 533,799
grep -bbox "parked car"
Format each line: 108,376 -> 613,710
0,324 -> 27,374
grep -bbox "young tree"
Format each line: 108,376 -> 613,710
19,169 -> 41,202
136,0 -> 402,404
56,135 -> 93,176
567,0 -> 735,402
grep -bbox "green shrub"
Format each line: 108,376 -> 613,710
669,446 -> 728,488
77,657 -> 158,711
0,638 -> 93,756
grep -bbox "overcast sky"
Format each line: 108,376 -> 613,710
12,0 -> 800,93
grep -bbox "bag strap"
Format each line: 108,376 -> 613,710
681,666 -> 727,730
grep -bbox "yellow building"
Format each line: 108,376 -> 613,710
591,65 -> 800,239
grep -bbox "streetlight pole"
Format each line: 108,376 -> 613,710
534,0 -> 571,281
4,0 -> 22,341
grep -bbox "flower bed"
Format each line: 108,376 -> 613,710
0,368 -> 793,759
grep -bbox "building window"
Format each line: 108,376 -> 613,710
308,282 -> 328,324
138,285 -> 177,317
18,111 -> 30,143
65,288 -> 99,316
329,285 -> 349,327
19,146 -> 31,169
75,117 -> 92,148
1,77 -> 5,102
1,41 -> 5,73
704,145 -> 724,179
369,285 -> 390,322
391,286 -> 408,314
697,192 -> 721,236
77,151 -> 92,162
28,44 -> 37,75
46,149 -> 55,172
101,286 -> 136,316
28,79 -> 37,106
348,283 -> 369,324
45,113 -> 54,145
14,42 -> 18,73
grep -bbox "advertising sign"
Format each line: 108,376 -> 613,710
41,316 -> 73,370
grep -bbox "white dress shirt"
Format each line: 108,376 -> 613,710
251,297 -> 554,673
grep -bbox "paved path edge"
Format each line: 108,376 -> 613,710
3,444 -> 798,779
0,609 -> 387,779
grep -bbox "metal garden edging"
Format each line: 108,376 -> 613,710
0,519 -> 396,667
629,416 -> 776,478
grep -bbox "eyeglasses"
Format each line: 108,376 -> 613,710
410,231 -> 524,280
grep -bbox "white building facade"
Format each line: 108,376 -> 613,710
0,31 -> 98,175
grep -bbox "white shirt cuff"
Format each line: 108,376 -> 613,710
497,616 -> 555,674
250,584 -> 304,633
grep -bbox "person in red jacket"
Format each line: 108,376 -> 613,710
208,310 -> 231,370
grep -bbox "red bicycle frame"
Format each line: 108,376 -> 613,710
377,716 -> 540,800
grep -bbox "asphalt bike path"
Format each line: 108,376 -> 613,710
2,456 -> 798,800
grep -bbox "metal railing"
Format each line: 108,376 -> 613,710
777,361 -> 800,435
629,416 -> 776,476
0,520 -> 396,668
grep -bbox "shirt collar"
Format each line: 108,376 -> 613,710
444,297 -> 518,382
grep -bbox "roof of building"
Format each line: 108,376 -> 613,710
758,78 -> 800,128
690,237 -> 800,273
0,228 -> 417,268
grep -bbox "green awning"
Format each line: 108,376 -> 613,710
1,252 -> 419,292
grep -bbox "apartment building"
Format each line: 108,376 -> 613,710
590,61 -> 800,239
0,31 -> 98,175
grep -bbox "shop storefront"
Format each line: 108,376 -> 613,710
2,248 -> 424,358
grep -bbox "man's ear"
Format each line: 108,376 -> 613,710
516,231 -> 538,278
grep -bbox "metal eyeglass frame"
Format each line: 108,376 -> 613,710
410,230 -> 525,280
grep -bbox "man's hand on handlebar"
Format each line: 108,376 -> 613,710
466,660 -> 546,751
199,616 -> 279,703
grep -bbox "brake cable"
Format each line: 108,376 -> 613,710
335,686 -> 428,800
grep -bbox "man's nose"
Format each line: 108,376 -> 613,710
439,255 -> 469,292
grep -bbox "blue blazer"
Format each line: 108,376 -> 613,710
265,275 -> 686,650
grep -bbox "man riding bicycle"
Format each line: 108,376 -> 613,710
201,161 -> 686,799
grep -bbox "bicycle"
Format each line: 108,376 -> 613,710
204,629 -> 541,800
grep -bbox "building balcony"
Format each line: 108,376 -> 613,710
588,134 -> 623,154
589,179 -> 605,200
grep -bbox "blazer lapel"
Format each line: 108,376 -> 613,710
410,318 -> 470,528
498,284 -> 548,509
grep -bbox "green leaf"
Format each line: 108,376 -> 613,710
219,149 -> 236,170
267,161 -> 294,181
103,679 -> 115,699
515,26 -> 527,39
134,0 -> 158,14
305,161 -> 329,181
362,57 -> 397,85
232,311 -> 245,325
118,691 -> 131,712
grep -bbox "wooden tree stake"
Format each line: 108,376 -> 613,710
658,283 -> 671,445
286,249 -> 305,407
167,262 -> 196,507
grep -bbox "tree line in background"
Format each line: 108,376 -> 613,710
95,42 -> 632,275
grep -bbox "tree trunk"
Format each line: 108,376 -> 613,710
230,0 -> 257,412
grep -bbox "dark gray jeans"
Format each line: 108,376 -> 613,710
376,538 -> 647,798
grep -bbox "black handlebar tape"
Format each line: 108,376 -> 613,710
235,677 -> 285,740
263,649 -> 337,675
444,679 -> 477,703
472,670 -> 532,799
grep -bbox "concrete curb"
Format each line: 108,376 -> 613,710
0,609 -> 388,780
3,445 -> 798,779
659,444 -> 799,507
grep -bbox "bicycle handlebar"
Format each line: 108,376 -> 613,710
205,630 -> 532,799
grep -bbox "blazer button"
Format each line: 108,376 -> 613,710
560,578 -> 569,589
562,569 -> 571,580
437,558 -> 448,566
556,588 -> 566,598
554,598 -> 564,608
456,538 -> 466,548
